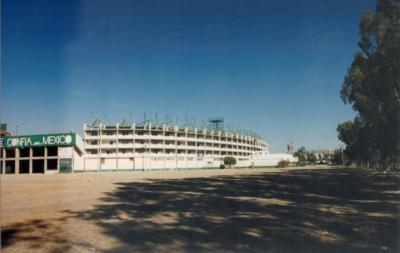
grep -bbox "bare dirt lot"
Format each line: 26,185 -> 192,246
1,167 -> 399,253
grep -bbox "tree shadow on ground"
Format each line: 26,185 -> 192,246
1,218 -> 71,253
1,217 -> 98,252
64,168 -> 399,253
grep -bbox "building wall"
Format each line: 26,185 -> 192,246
1,145 -> 83,174
251,153 -> 298,167
73,148 -> 84,171
84,158 -> 99,171
81,155 -> 226,171
82,123 -> 268,170
101,158 -> 117,170
118,158 -> 134,170
0,126 -> 275,173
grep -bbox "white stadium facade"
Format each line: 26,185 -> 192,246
0,117 -> 297,174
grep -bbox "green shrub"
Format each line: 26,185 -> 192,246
219,164 -> 225,169
223,156 -> 237,168
276,160 -> 290,168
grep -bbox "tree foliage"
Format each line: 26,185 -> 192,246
306,152 -> 317,164
332,149 -> 345,165
294,146 -> 307,164
276,160 -> 290,168
338,0 -> 400,171
293,147 -> 318,165
223,156 -> 237,166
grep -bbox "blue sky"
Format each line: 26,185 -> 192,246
1,0 -> 375,152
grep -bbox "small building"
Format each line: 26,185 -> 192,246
237,151 -> 298,168
0,133 -> 84,174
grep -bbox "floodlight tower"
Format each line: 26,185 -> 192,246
208,117 -> 224,131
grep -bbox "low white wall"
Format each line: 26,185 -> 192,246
118,158 -> 134,170
79,154 -> 297,172
252,153 -> 297,167
77,153 -> 298,172
101,158 -> 117,170
237,160 -> 251,167
84,158 -> 99,171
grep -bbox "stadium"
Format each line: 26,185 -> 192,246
0,116 -> 296,174
83,116 -> 268,171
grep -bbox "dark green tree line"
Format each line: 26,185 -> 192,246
293,147 -> 319,165
338,0 -> 400,170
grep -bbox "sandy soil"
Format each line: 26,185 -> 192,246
1,168 -> 289,225
1,166 -> 398,253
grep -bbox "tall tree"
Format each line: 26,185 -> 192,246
306,152 -> 317,164
294,146 -> 307,164
339,0 -> 400,170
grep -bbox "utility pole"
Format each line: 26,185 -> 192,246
15,124 -> 19,136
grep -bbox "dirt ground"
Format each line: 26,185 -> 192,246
1,166 -> 399,253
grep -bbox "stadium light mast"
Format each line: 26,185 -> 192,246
208,117 -> 224,131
